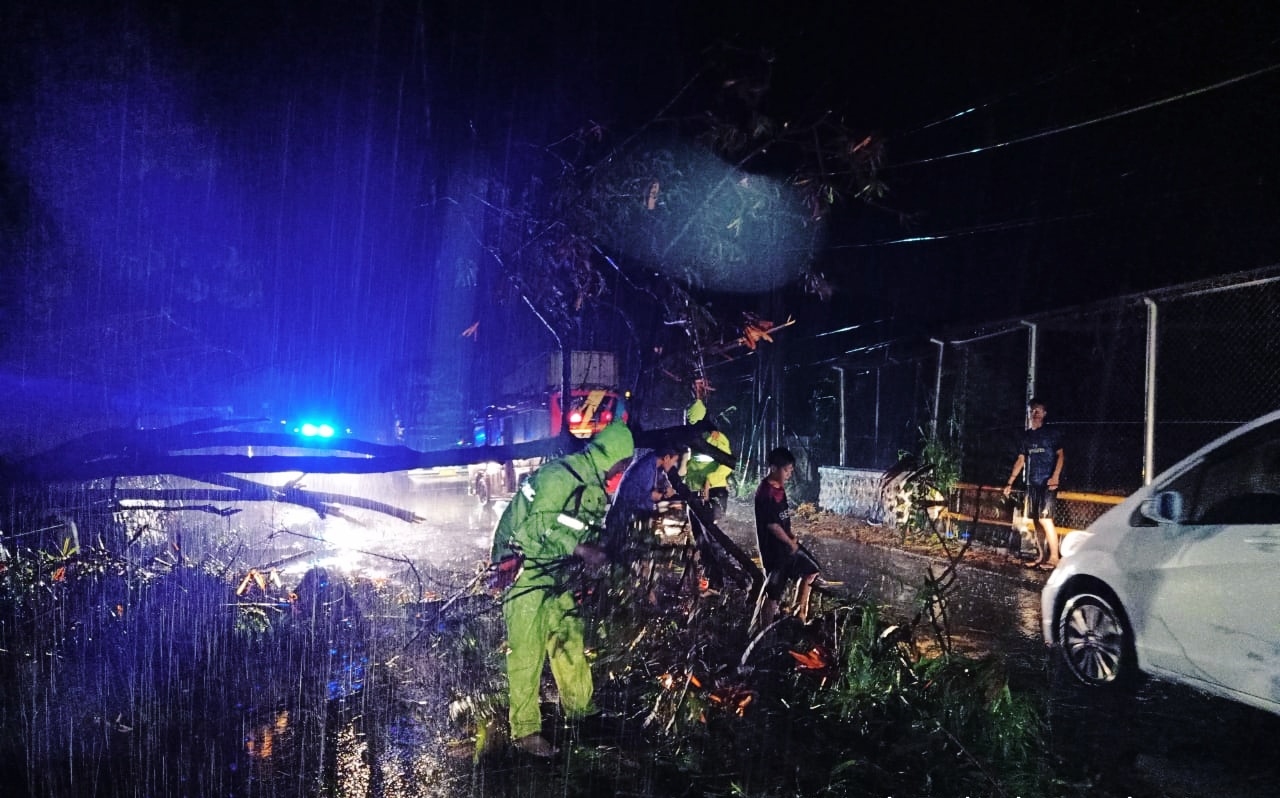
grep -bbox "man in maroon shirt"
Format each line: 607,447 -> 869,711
754,447 -> 820,627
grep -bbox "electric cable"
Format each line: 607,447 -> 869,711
824,172 -> 1273,250
896,7 -> 1202,140
887,61 -> 1280,169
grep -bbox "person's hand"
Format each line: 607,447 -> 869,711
1047,478 -> 1059,491
574,542 -> 609,569
487,554 -> 524,594
1002,484 -> 1013,498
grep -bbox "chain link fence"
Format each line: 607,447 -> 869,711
1153,278 -> 1280,466
841,342 -> 939,468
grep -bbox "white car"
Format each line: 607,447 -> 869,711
1042,409 -> 1280,717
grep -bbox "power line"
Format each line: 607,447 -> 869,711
806,320 -> 887,339
897,7 -> 1201,140
827,211 -> 1096,249
887,61 -> 1280,169
825,172 -> 1270,251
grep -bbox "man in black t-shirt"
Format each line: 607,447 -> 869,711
1002,397 -> 1065,568
754,447 -> 820,627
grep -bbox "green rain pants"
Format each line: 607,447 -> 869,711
503,581 -> 595,740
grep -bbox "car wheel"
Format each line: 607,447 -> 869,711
1057,588 -> 1136,688
474,476 -> 491,506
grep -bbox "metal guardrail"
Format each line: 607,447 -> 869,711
942,482 -> 1126,548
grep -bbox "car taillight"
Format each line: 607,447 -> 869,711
599,411 -> 613,424
569,411 -> 584,424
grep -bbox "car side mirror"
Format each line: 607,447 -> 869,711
1141,490 -> 1185,524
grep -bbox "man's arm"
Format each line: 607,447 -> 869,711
1002,454 -> 1026,497
1049,448 -> 1064,490
765,521 -> 798,553
652,469 -> 675,502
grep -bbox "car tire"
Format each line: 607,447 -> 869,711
1056,587 -> 1137,689
474,476 -> 491,506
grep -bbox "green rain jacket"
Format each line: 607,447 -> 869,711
491,421 -> 635,582
490,420 -> 634,742
683,400 -> 733,492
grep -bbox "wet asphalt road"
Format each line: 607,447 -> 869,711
295,476 -> 1280,797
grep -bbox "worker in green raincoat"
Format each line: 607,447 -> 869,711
490,419 -> 634,757
682,398 -> 737,591
683,399 -> 734,518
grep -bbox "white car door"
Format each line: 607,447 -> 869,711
1154,520 -> 1280,703
1148,424 -> 1280,704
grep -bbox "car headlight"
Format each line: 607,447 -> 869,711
1059,530 -> 1092,559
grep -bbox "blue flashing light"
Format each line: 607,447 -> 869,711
299,422 -> 336,438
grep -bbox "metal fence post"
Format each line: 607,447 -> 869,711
930,338 -> 944,439
874,367 -> 882,463
1021,320 -> 1038,415
1143,297 -> 1159,485
833,366 -> 847,466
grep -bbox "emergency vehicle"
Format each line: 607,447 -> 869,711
468,351 -> 625,504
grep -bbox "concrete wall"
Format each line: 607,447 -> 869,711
818,466 -> 887,522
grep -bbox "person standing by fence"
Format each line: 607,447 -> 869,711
1002,397 -> 1065,569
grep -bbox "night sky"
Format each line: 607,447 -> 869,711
2,1 -> 1278,447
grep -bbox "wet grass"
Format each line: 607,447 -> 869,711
440,554 -> 1087,798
